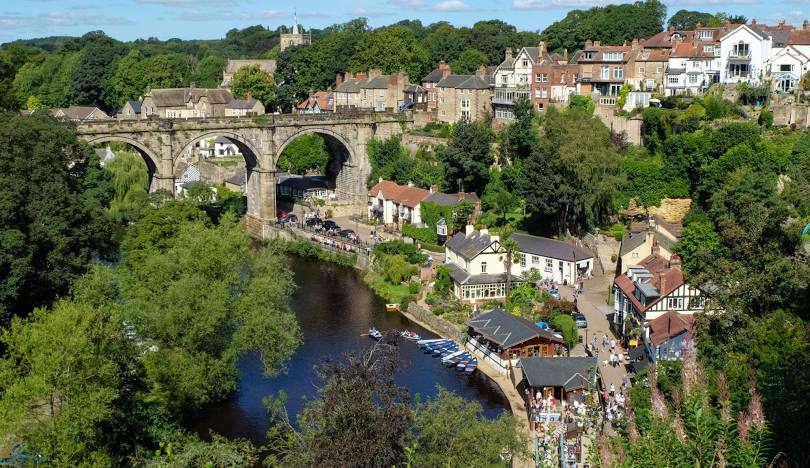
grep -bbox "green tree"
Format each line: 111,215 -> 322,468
0,301 -> 121,464
0,112 -> 114,322
193,55 -> 227,88
550,313 -> 578,354
104,150 -> 149,223
502,95 -> 538,162
277,133 -> 330,174
500,236 -> 520,297
350,26 -> 430,82
439,120 -> 494,195
482,169 -> 518,223
382,254 -> 418,285
668,9 -> 720,29
275,345 -> 413,467
71,32 -> 127,108
434,265 -> 452,295
409,389 -> 527,466
449,49 -> 488,75
230,64 -> 276,107
367,135 -> 414,185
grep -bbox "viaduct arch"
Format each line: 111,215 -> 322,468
75,112 -> 409,231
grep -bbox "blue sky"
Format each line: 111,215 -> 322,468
0,1 -> 803,44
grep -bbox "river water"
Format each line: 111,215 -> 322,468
190,256 -> 510,444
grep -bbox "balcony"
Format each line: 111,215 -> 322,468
493,86 -> 530,106
728,49 -> 751,60
598,97 -> 617,106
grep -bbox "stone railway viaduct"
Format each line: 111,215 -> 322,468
75,112 -> 411,232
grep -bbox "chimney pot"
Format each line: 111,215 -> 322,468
430,185 -> 437,193
593,41 -> 601,47
539,41 -> 546,53
696,22 -> 702,28
465,225 -> 474,236
804,20 -> 809,30
505,48 -> 513,59
751,18 -> 757,26
585,39 -> 593,48
632,38 -> 639,51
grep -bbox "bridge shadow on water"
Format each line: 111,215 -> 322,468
188,255 -> 510,445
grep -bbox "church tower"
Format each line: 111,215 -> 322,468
279,11 -> 311,52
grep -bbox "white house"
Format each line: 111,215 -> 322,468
493,47 -> 536,120
766,45 -> 810,93
719,23 -> 773,85
444,226 -> 524,303
196,136 -> 239,158
510,233 -> 594,286
174,162 -> 201,195
613,248 -> 708,336
664,41 -> 722,96
367,179 -> 430,225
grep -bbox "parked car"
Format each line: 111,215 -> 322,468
548,288 -> 561,300
278,213 -> 298,224
306,217 -> 322,227
338,229 -> 357,240
322,220 -> 338,230
573,313 -> 588,328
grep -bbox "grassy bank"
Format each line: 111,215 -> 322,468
266,237 -> 357,268
363,271 -> 417,306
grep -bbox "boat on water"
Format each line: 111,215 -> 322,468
368,327 -> 383,340
441,350 -> 465,365
385,303 -> 401,312
400,330 -> 421,341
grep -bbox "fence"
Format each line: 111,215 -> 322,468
277,221 -> 373,256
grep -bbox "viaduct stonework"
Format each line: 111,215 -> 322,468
75,112 -> 411,230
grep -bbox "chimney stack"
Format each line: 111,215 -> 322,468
751,18 -> 757,26
539,41 -> 546,54
439,60 -> 452,79
652,241 -> 661,257
670,253 -> 681,270
465,225 -> 474,236
593,40 -> 601,47
805,19 -> 809,30
430,184 -> 437,193
563,48 -> 569,62
356,71 -> 368,81
659,273 -> 666,296
475,64 -> 486,79
336,73 -> 343,86
631,38 -> 639,51
505,48 -> 513,60
696,22 -> 702,29
585,39 -> 593,49
369,68 -> 382,78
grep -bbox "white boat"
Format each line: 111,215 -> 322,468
400,330 -> 421,341
368,327 -> 383,340
441,350 -> 465,364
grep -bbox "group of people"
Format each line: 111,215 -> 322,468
604,375 -> 629,422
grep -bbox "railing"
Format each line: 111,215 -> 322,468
728,50 -> 751,59
278,222 -> 373,256
598,97 -> 617,106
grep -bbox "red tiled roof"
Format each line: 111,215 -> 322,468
651,215 -> 683,238
647,310 -> 694,347
296,91 -> 333,111
613,253 -> 685,313
368,180 -> 430,208
671,43 -> 715,58
635,49 -> 670,61
789,29 -> 810,45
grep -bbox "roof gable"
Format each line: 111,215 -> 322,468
520,357 -> 597,390
511,233 -> 593,262
468,308 -> 564,349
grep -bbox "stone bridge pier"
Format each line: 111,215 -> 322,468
74,113 -> 410,231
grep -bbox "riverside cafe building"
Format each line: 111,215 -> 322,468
466,308 -> 565,374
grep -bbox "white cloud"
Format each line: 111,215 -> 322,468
137,0 -> 232,5
389,0 -> 473,11
434,0 -> 472,11
180,9 -> 282,22
0,11 -> 132,29
513,0 -> 625,9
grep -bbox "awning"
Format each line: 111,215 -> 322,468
629,358 -> 649,374
628,346 -> 646,360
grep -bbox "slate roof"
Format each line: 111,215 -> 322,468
647,310 -> 694,347
446,230 -> 497,261
520,357 -> 597,391
671,42 -> 716,58
146,88 -> 233,107
424,191 -> 479,206
335,78 -> 364,93
296,91 -> 333,111
619,231 -> 648,256
225,168 -> 247,186
510,233 -> 593,262
437,74 -> 491,89
422,68 -> 444,83
468,308 -> 564,349
125,100 -> 142,113
52,106 -> 106,120
445,263 -> 523,286
228,99 -> 260,109
361,75 -> 393,89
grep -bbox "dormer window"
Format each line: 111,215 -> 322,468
604,52 -> 623,61
584,51 -> 596,60
698,30 -> 713,40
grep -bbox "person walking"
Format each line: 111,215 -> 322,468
610,383 -> 615,397
610,338 -> 617,352
602,334 -> 608,350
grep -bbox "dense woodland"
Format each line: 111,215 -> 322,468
1,3 -> 810,466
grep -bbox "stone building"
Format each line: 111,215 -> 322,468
333,71 -> 368,110
531,43 -> 577,112
574,41 -> 634,106
421,61 -> 452,111
279,14 -> 311,52
436,66 -> 492,123
359,70 -> 409,112
225,99 -> 265,117
140,88 -> 235,119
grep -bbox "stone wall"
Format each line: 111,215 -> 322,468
406,302 -> 464,343
593,107 -> 643,146
649,198 -> 692,222
772,103 -> 810,128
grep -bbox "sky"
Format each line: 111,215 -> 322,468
0,1 -> 805,44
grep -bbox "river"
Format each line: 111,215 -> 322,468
190,256 -> 510,444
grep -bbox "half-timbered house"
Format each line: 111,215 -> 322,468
612,248 -> 707,336
444,226 -> 524,303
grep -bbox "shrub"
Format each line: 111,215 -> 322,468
373,240 -> 428,264
402,224 -> 438,245
434,265 -> 452,295
758,110 -> 774,128
408,282 -> 421,294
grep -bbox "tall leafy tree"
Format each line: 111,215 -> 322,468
439,120 -> 494,195
277,133 -> 329,175
193,55 -> 227,88
0,113 -> 114,322
449,49 -> 489,75
668,9 -> 720,29
70,31 -> 126,109
502,95 -> 539,163
230,64 -> 276,108
349,26 -> 430,82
